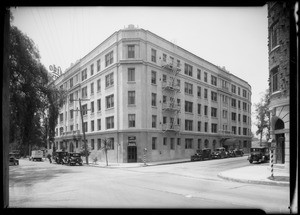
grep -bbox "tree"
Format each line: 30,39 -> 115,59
101,138 -> 111,166
254,89 -> 270,144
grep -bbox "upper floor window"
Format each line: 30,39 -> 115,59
222,80 -> 227,90
231,98 -> 236,108
106,94 -> 114,109
128,114 -> 136,127
152,115 -> 157,128
70,78 -> 73,88
97,59 -> 101,72
128,68 -> 135,82
90,64 -> 94,76
81,69 -> 87,81
211,91 -> 217,102
231,85 -> 236,93
211,107 -> 217,117
185,101 -> 193,113
211,75 -> 217,86
90,82 -> 94,95
197,86 -> 201,97
106,116 -> 114,129
82,86 -> 87,98
271,66 -> 279,92
151,71 -> 157,84
185,120 -> 193,131
151,93 -> 157,106
128,91 -> 135,105
197,69 -> 201,80
82,104 -> 87,116
242,89 -> 247,98
162,53 -> 167,62
151,49 -> 156,63
105,51 -> 114,67
97,79 -> 101,92
91,101 -> 94,113
270,21 -> 279,49
211,123 -> 217,133
105,72 -> 114,88
128,45 -> 135,58
184,63 -> 193,77
204,72 -> 208,82
184,82 -> 193,95
238,87 -> 240,95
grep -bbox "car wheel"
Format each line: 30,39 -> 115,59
249,160 -> 253,163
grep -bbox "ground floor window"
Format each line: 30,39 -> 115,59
152,137 -> 157,150
197,139 -> 201,149
185,138 -> 193,149
243,140 -> 247,148
163,137 -> 167,145
170,138 -> 175,150
97,139 -> 101,150
177,138 -> 181,145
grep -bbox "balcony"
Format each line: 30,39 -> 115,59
61,130 -> 82,140
162,123 -> 180,132
161,60 -> 181,73
162,102 -> 181,112
162,81 -> 180,92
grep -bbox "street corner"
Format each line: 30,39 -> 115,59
217,166 -> 290,187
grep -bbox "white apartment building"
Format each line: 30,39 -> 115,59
48,24 -> 252,163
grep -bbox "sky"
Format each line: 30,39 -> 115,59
10,6 -> 269,137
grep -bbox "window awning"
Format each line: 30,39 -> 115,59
223,138 -> 238,145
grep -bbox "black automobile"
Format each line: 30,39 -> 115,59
9,153 -> 19,166
248,147 -> 270,164
212,147 -> 227,159
67,152 -> 83,166
202,148 -> 212,160
191,150 -> 203,161
54,151 -> 69,164
227,150 -> 235,157
233,148 -> 244,157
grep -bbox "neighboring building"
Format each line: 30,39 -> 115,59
48,24 -> 252,163
267,2 -> 290,170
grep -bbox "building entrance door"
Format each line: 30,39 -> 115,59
128,146 -> 137,163
275,134 -> 285,164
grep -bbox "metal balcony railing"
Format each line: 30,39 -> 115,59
161,60 -> 181,72
162,102 -> 181,112
162,81 -> 180,92
162,123 -> 180,132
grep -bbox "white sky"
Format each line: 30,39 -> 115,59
11,6 -> 269,137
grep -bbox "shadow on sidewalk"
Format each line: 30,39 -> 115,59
267,176 -> 289,182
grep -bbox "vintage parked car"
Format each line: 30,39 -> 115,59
233,148 -> 244,157
191,150 -> 203,161
9,153 -> 19,166
202,148 -> 212,160
54,151 -> 69,164
212,147 -> 227,159
227,150 -> 235,157
67,152 -> 83,166
248,146 -> 270,164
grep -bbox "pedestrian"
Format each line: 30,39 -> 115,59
47,153 -> 52,163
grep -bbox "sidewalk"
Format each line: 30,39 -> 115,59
217,164 -> 290,187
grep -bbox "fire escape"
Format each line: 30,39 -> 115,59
161,58 -> 181,133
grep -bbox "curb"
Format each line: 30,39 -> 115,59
217,172 -> 290,187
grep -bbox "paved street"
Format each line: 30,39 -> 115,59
9,157 -> 290,213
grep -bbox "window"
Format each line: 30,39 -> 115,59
91,120 -> 94,132
177,79 -> 181,88
83,122 -> 88,132
105,51 -> 113,67
222,80 -> 227,90
231,112 -> 236,121
231,85 -> 236,93
197,104 -> 201,115
185,120 -> 193,131
128,68 -> 135,82
211,91 -> 217,102
69,93 -> 74,104
204,88 -> 208,99
211,123 -> 217,133
184,63 -> 193,77
198,121 -> 201,131
222,95 -> 228,104
151,49 -> 156,62
197,139 -> 202,149
90,82 -> 94,95
162,74 -> 167,82
243,102 -> 247,111
152,137 -> 157,150
211,107 -> 217,117
204,105 -> 208,116
270,21 -> 279,49
90,64 -> 94,76
81,69 -> 87,81
242,89 -> 247,98
97,79 -> 101,92
97,119 -> 101,130
70,78 -> 73,88
128,114 -> 136,127
128,45 -> 135,58
211,75 -> 217,86
204,122 -> 208,132
70,109 -> 74,119
243,115 -> 247,123
238,114 -> 241,122
60,113 -> 63,122
109,138 -> 114,150
271,67 -> 279,92
170,138 -> 175,150
91,101 -> 94,113
231,98 -> 236,108
238,127 -> 241,135
185,139 -> 193,149
106,94 -> 114,109
106,116 -> 114,129
197,69 -> 201,80
82,86 -> 87,98
152,115 -> 157,128
151,71 -> 157,84
65,111 -> 67,121
238,87 -> 240,95
222,110 -> 227,118
97,99 -> 101,111
82,104 -> 87,116
232,126 -> 236,134
197,86 -> 201,97
204,72 -> 208,82
97,138 -> 101,150
162,53 -> 167,62
162,95 -> 167,104
184,82 -> 193,95
151,93 -> 157,106
185,101 -> 193,113
163,137 -> 167,146
105,72 -> 114,88
243,128 -> 247,135
128,91 -> 135,105
97,59 -> 101,72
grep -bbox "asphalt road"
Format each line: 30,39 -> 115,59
9,157 -> 290,213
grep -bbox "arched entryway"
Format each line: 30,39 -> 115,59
275,118 -> 285,164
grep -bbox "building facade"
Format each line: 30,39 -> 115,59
48,25 -> 252,163
267,2 -> 290,171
